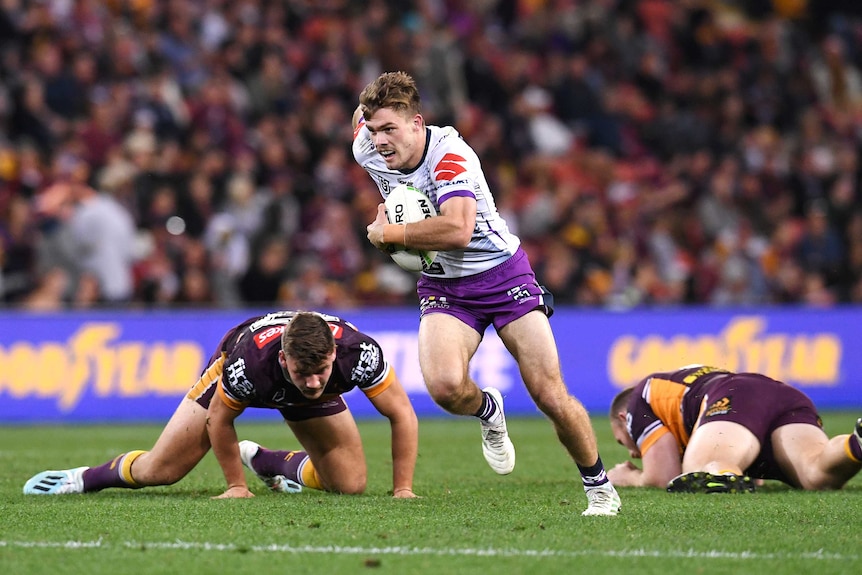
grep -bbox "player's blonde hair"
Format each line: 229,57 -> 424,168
359,71 -> 421,119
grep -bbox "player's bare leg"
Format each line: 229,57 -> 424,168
771,423 -> 862,490
499,310 -> 619,515
284,409 -> 368,494
417,313 -> 484,416
668,421 -> 758,494
24,398 -> 211,494
499,311 -> 599,466
418,314 -> 517,473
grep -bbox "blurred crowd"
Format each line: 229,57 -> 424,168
2,0 -> 862,311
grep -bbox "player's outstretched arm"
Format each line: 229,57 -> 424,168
369,374 -> 419,498
207,391 -> 253,499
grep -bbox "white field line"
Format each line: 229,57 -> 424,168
0,540 -> 856,561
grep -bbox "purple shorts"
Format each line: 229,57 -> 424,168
417,248 -> 553,335
697,373 -> 822,483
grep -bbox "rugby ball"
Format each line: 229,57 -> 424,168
383,184 -> 439,272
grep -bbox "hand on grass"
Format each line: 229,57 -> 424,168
393,487 -> 419,499
212,485 -> 255,499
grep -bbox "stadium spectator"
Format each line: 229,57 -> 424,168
355,71 -> 621,516
0,1 -> 861,310
608,365 -> 862,492
23,311 -> 419,499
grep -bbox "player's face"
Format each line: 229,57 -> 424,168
280,350 -> 337,400
612,420 -> 641,459
363,107 -> 425,171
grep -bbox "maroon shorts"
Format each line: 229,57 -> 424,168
697,372 -> 822,483
416,248 -> 553,335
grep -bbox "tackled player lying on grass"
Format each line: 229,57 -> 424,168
607,365 -> 862,493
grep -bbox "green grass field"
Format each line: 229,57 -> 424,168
1,411 -> 860,574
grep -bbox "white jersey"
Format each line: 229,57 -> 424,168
353,121 -> 520,279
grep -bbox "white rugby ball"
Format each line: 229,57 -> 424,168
383,184 -> 439,272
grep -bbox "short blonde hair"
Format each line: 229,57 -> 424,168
359,71 -> 421,119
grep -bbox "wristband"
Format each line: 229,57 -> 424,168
383,224 -> 408,246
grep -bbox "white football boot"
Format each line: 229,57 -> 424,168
479,387 -> 516,475
582,483 -> 622,516
239,440 -> 302,493
23,467 -> 89,495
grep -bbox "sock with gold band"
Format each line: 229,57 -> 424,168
81,450 -> 147,492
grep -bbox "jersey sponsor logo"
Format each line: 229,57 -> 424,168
225,358 -> 254,399
350,341 -> 380,384
419,295 -> 449,313
352,117 -> 365,140
328,323 -> 343,339
433,153 -> 467,181
254,326 -> 285,349
703,396 -> 732,417
507,284 -> 535,305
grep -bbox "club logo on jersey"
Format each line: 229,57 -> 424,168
225,358 -> 254,399
378,178 -> 391,195
350,341 -> 380,384
434,153 -> 467,181
703,396 -> 732,417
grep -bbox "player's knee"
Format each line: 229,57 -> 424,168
425,375 -> 470,409
797,473 -> 845,491
530,386 -> 580,419
329,475 -> 366,495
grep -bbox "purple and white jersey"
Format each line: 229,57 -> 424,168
353,121 -> 520,279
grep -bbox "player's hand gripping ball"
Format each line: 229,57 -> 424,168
383,184 -> 439,272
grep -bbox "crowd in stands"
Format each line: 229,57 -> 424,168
2,0 -> 862,310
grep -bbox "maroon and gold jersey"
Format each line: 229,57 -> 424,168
213,311 -> 394,410
625,365 -> 732,456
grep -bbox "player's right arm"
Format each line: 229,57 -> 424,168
207,382 -> 253,499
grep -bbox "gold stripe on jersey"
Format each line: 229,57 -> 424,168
187,354 -> 226,401
361,364 -> 396,399
641,377 -> 690,455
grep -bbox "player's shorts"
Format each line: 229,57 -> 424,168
696,372 -> 822,483
416,248 -> 554,334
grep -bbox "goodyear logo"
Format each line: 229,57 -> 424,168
0,323 -> 204,412
608,316 -> 841,388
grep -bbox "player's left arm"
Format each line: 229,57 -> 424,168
367,372 -> 419,498
608,433 -> 681,487
207,385 -> 253,499
638,433 -> 683,487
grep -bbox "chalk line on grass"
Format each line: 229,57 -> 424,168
0,540 -> 856,561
